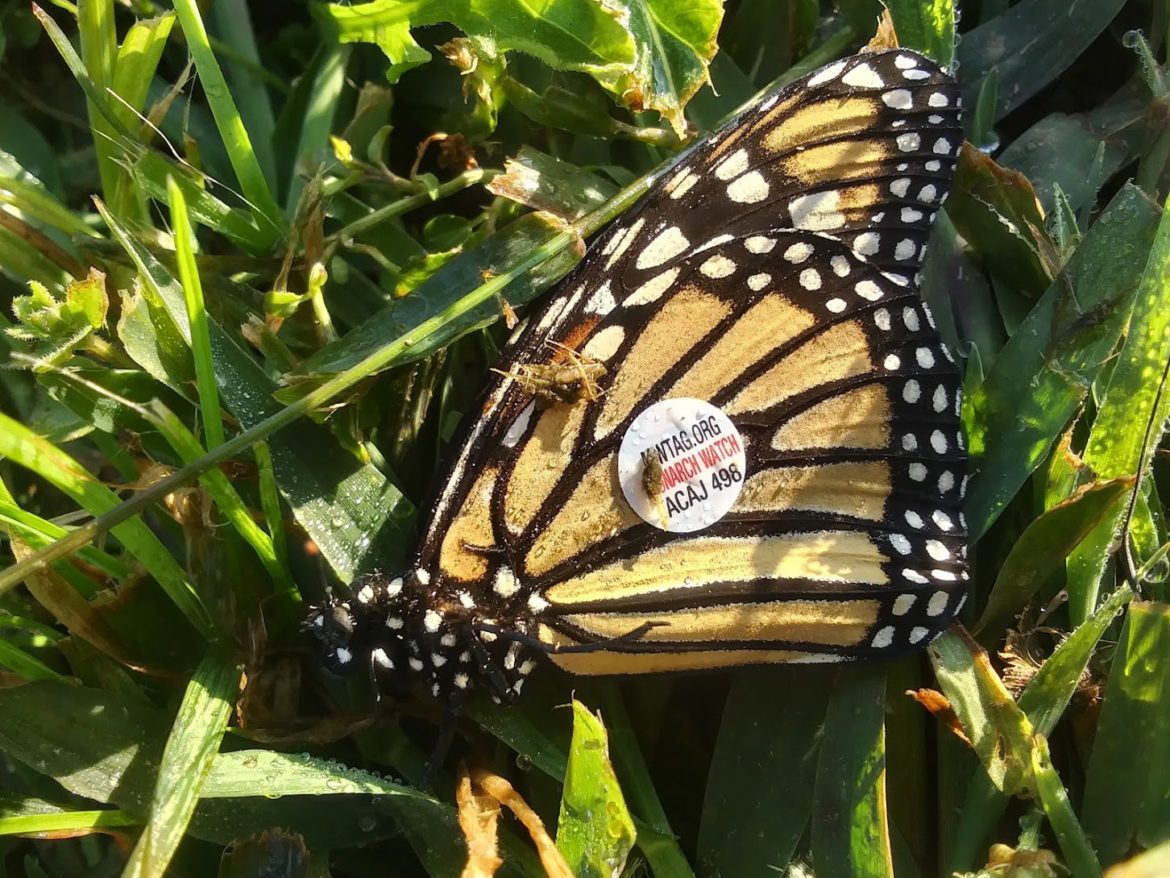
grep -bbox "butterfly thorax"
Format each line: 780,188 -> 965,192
303,569 -> 538,702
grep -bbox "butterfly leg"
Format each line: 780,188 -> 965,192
466,628 -> 513,701
422,689 -> 466,787
472,620 -> 666,654
548,620 -> 667,654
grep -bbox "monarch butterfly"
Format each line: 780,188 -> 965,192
306,46 -> 968,705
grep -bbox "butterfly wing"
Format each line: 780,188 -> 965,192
413,48 -> 966,672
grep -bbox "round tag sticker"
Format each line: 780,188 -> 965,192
617,398 -> 747,532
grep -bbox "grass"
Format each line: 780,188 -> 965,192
1,0 -> 1169,876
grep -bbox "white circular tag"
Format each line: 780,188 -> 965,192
617,398 -> 747,532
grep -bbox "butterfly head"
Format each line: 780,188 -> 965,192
304,569 -> 536,703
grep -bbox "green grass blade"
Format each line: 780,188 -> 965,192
167,175 -> 225,449
208,0 -> 277,190
948,585 -> 1134,873
109,14 -> 176,130
122,649 -> 239,878
812,667 -> 893,878
931,629 -> 1101,872
887,0 -> 955,66
556,700 -> 637,878
0,681 -> 465,870
698,667 -> 831,875
285,43 -> 348,213
149,402 -> 295,602
129,150 -> 275,252
0,498 -> 131,583
973,478 -> 1132,634
588,685 -> 693,878
1082,601 -> 1170,866
170,0 -> 283,239
0,167 -> 100,242
252,439 -> 294,610
963,185 -> 1161,537
108,13 -> 176,218
1032,736 -> 1102,878
94,198 -> 415,585
929,629 -> 1035,797
0,638 -> 64,682
76,0 -> 120,201
1019,586 -> 1134,737
957,0 -> 1126,121
1067,200 -> 1170,622
0,412 -> 215,639
0,809 -> 137,836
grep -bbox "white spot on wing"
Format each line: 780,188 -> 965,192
871,626 -> 895,649
842,63 -> 884,88
627,267 -> 681,306
636,226 -> 690,269
808,60 -> 848,86
503,401 -> 536,448
584,281 -> 616,315
583,325 -> 625,361
605,217 -> 645,269
493,565 -> 520,598
896,133 -> 921,152
701,254 -> 737,278
788,190 -> 845,230
697,233 -> 735,253
727,171 -> 770,204
784,242 -> 813,263
715,149 -> 750,181
892,593 -> 916,615
669,169 -> 700,200
882,89 -> 913,110
855,232 -> 880,256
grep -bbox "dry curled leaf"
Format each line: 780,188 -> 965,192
907,687 -> 971,746
468,768 -> 573,878
866,10 -> 900,52
458,769 -> 503,878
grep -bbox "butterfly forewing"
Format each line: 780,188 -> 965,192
395,48 -> 967,686
618,49 -> 962,283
